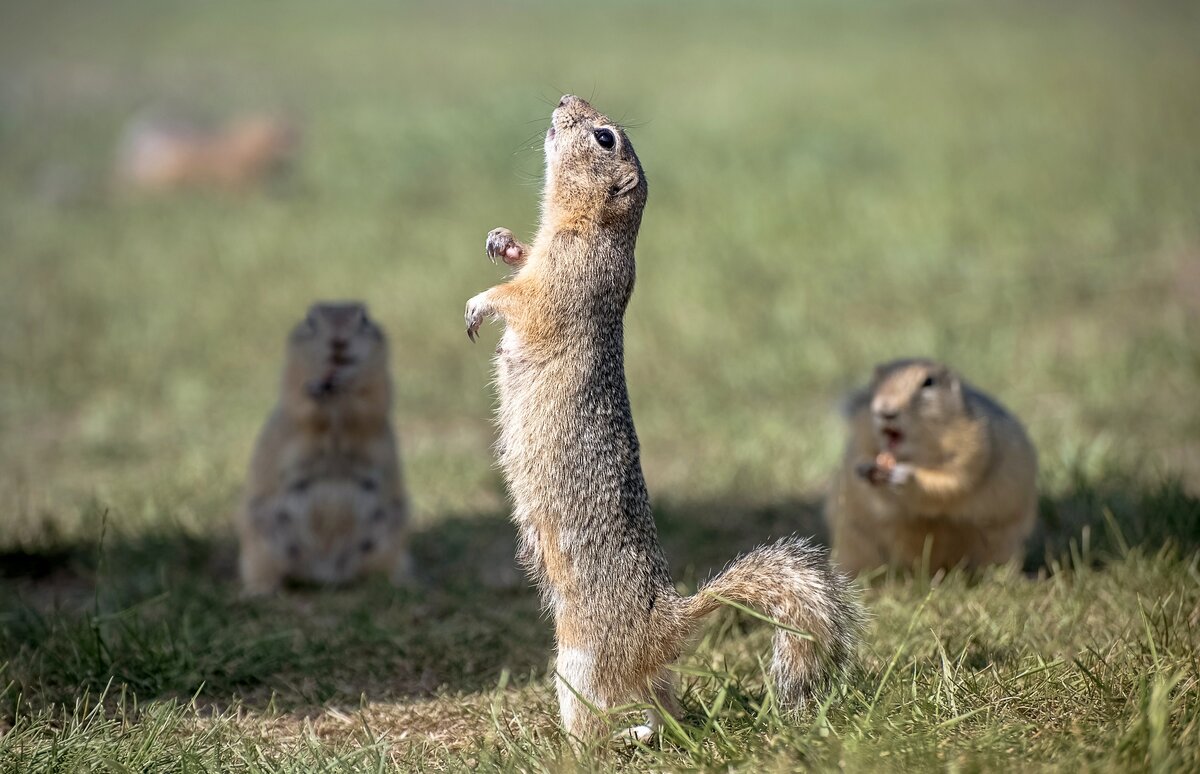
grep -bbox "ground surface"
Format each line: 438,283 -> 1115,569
1,0 -> 1199,770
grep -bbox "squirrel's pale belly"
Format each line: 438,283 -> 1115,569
257,476 -> 405,583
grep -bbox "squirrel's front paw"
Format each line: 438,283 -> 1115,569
465,291 -> 493,342
886,463 -> 914,486
857,452 -> 913,488
485,228 -> 527,267
304,366 -> 349,399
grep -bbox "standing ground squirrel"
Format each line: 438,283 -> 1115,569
464,96 -> 863,743
116,113 -> 298,192
237,302 -> 412,594
826,358 -> 1038,575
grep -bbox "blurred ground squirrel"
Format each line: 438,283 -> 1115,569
116,112 -> 298,192
827,358 -> 1038,575
237,302 -> 412,594
464,95 -> 863,744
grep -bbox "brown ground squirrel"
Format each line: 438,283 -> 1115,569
116,113 -> 298,192
237,302 -> 412,594
826,358 -> 1038,575
464,96 -> 863,744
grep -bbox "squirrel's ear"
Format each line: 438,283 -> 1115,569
946,370 -> 964,399
949,374 -> 977,417
611,172 -> 639,197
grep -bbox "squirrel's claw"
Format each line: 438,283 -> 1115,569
465,293 -> 490,342
486,227 -> 527,267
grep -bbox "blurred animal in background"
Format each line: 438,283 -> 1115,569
826,358 -> 1038,576
115,111 -> 299,192
237,302 -> 412,594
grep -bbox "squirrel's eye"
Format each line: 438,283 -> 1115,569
921,375 -> 936,389
593,128 -> 616,149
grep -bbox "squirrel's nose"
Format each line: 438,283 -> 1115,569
878,410 -> 899,422
558,94 -> 577,108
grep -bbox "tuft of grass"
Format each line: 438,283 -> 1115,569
6,545 -> 1197,771
2,0 -> 1199,770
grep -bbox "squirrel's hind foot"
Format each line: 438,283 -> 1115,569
612,722 -> 655,746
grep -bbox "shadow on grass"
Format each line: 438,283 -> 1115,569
1,475 -> 1197,721
0,514 -> 547,718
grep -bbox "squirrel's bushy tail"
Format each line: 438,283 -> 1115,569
682,536 -> 864,706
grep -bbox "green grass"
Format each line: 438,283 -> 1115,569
2,0 -> 1199,770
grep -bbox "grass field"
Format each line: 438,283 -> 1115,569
2,0 -> 1200,770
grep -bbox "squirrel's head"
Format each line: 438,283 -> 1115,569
543,95 -> 647,228
867,358 -> 967,459
286,301 -> 388,401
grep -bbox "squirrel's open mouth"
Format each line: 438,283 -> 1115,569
546,125 -> 556,140
882,428 -> 904,448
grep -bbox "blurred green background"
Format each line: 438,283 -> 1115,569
1,0 -> 1197,546
2,2 -> 1200,769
